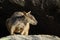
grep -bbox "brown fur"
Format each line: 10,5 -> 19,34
6,11 -> 37,35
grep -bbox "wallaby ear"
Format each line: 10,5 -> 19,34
26,11 -> 31,15
28,11 -> 31,14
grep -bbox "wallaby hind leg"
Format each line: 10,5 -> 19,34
11,26 -> 16,35
19,28 -> 23,34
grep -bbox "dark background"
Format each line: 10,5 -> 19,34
0,0 -> 60,37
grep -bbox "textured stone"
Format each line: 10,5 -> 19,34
0,35 -> 60,40
9,0 -> 25,6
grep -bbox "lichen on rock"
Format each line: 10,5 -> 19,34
0,35 -> 60,40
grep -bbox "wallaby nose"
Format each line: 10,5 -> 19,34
33,21 -> 38,25
35,21 -> 38,25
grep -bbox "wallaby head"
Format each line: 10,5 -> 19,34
23,11 -> 38,25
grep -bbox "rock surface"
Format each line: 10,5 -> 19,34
9,0 -> 25,6
0,35 -> 60,40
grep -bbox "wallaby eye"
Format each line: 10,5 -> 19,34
16,16 -> 25,21
16,16 -> 25,18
